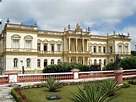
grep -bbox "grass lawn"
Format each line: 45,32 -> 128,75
22,84 -> 136,102
22,84 -> 82,102
111,84 -> 136,102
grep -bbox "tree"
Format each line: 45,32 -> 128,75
105,62 -> 115,70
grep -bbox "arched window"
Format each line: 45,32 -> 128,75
94,59 -> 97,65
57,59 -> 60,64
37,59 -> 40,67
26,58 -> 31,67
44,59 -> 47,67
51,59 -> 54,65
99,59 -> 101,65
13,58 -> 18,67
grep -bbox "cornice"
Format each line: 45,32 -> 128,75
5,28 -> 38,34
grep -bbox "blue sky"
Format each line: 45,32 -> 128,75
0,0 -> 136,50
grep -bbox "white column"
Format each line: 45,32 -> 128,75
76,38 -> 77,52
76,56 -> 78,63
69,56 -> 71,62
87,39 -> 88,51
82,39 -> 84,52
69,38 -> 71,51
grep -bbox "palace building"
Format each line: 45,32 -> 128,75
0,20 -> 131,73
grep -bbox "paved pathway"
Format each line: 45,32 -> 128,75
0,85 -> 16,102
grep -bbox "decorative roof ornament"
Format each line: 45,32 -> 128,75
68,24 -> 70,30
64,27 -> 66,31
114,31 -> 115,35
75,23 -> 82,32
127,32 -> 129,36
21,22 -> 23,25
34,21 -> 37,26
107,33 -> 109,36
6,18 -> 10,23
88,27 -> 90,32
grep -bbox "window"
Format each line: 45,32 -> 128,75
51,59 -> 54,65
26,58 -> 31,67
99,59 -> 101,65
98,46 -> 101,53
37,59 -> 40,67
94,46 -> 96,53
71,59 -> 72,63
44,59 -> 47,67
103,47 -> 106,53
125,46 -> 128,52
110,46 -> 112,53
51,44 -> 54,51
94,59 -> 97,65
37,43 -> 41,51
13,39 -> 19,48
111,59 -> 113,62
57,44 -> 61,51
118,46 -> 122,53
44,43 -> 48,51
26,40 -> 31,48
57,59 -> 60,64
13,58 -> 18,67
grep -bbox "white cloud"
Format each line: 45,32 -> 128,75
0,0 -> 136,49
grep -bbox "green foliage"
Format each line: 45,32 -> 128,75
11,88 -> 22,102
43,62 -> 89,73
131,50 -> 136,56
105,56 -> 136,70
120,56 -> 136,69
105,62 -> 115,70
122,83 -> 130,88
44,77 -> 62,92
127,80 -> 136,85
100,79 -> 119,96
69,83 -> 110,102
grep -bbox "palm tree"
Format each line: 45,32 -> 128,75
69,83 -> 110,102
44,77 -> 62,92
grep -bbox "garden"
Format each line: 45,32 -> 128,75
11,77 -> 136,102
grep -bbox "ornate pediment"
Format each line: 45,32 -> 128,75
24,35 -> 33,40
11,34 -> 21,39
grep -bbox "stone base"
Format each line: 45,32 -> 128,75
114,69 -> 123,85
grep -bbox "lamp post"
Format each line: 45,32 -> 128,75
20,60 -> 24,74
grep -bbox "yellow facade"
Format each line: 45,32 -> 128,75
0,21 -> 131,73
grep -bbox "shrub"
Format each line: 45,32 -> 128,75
128,80 -> 133,84
100,79 -> 119,96
122,83 -> 130,88
42,62 -> 89,73
105,62 -> 115,70
121,56 -> 136,69
11,88 -> 22,102
69,83 -> 110,102
44,77 -> 62,92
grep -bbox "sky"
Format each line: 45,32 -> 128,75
0,0 -> 136,50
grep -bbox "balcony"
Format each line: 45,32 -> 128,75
5,48 -> 37,52
38,51 -> 63,54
